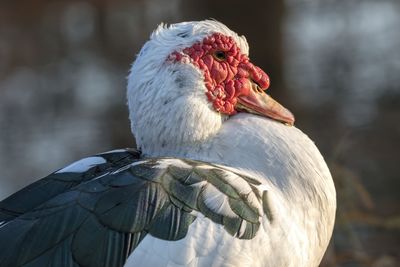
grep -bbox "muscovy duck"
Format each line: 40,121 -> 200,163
0,20 -> 336,267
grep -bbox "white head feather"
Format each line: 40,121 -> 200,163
127,20 -> 248,156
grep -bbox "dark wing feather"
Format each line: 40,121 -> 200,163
0,150 -> 271,267
0,149 -> 140,223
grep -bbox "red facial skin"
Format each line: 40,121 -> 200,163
170,33 -> 270,115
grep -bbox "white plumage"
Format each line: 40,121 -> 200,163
124,20 -> 336,267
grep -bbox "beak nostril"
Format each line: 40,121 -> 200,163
251,79 -> 264,93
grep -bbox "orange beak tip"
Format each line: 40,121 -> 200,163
236,86 -> 295,126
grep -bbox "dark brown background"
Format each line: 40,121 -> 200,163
0,1 -> 399,266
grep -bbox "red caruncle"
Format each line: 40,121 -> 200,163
170,33 -> 270,115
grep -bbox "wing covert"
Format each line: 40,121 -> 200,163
0,152 -> 272,267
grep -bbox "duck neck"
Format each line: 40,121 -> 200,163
128,64 -> 225,158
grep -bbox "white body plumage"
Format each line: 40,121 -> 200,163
124,115 -> 336,267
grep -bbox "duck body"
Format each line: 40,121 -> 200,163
125,114 -> 336,267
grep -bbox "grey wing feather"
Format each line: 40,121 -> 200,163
0,152 -> 271,267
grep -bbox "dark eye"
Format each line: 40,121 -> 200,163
213,51 -> 226,61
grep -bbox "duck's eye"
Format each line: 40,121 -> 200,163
213,51 -> 226,61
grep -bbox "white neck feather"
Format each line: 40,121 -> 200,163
127,61 -> 225,157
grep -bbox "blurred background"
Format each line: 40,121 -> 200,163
0,0 -> 399,266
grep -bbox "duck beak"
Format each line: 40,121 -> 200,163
236,82 -> 295,126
